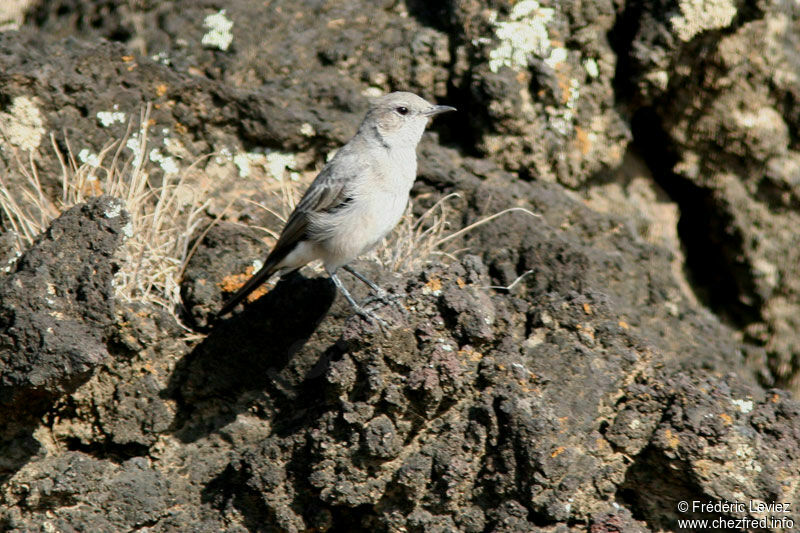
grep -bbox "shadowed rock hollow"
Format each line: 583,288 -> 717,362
1,0 -> 799,531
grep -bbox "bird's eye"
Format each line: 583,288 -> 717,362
396,106 -> 409,115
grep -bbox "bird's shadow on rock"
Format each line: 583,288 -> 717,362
0,424 -> 43,486
164,272 -> 337,443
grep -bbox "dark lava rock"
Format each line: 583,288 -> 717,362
0,196 -> 127,421
1,0 -> 800,531
180,222 -> 272,328
2,452 -> 173,531
617,0 -> 800,389
204,254 -> 799,531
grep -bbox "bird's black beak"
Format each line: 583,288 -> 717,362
424,105 -> 457,117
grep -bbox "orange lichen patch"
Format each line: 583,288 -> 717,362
618,320 -> 629,330
246,284 -> 269,302
771,393 -> 780,403
423,277 -> 442,294
458,346 -> 484,362
575,126 -> 591,155
219,266 -> 256,293
81,179 -> 103,197
664,428 -> 680,449
719,413 -> 733,425
219,270 -> 270,303
582,302 -> 592,315
156,83 -> 168,98
551,446 -> 565,458
557,73 -> 572,105
122,55 -> 135,62
218,273 -> 247,293
456,277 -> 466,288
174,122 -> 188,135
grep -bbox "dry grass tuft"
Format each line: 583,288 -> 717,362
0,105 -> 210,323
374,192 -> 462,272
376,193 -> 540,274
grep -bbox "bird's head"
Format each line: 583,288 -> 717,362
363,91 -> 456,150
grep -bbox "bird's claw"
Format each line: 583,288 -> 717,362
363,290 -> 403,308
353,304 -> 390,330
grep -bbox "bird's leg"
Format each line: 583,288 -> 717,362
342,265 -> 390,300
342,266 -> 405,311
329,271 -> 388,328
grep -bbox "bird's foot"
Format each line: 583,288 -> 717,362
329,270 -> 393,329
352,303 -> 390,330
363,289 -> 404,308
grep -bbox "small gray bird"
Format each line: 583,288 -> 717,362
217,92 -> 456,321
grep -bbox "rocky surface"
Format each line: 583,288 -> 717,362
0,196 -> 127,422
619,0 -> 800,391
0,0 -> 799,532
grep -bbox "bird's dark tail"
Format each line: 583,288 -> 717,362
216,258 -> 280,318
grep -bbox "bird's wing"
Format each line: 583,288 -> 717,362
217,154 -> 360,317
216,164 -> 352,318
272,163 -> 353,255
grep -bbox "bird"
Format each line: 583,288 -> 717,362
216,92 -> 456,323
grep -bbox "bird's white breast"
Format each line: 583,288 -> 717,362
316,146 -> 417,270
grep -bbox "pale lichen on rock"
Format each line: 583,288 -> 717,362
488,0 -> 555,73
0,96 -> 45,152
670,0 -> 738,41
201,9 -> 234,51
